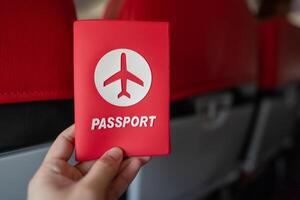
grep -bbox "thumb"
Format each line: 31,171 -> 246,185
81,147 -> 123,191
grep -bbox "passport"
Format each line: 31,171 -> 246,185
74,20 -> 170,161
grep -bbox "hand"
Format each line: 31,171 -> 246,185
27,125 -> 150,200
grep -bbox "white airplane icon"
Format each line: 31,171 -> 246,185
103,52 -> 144,98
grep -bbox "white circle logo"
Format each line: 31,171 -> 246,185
94,49 -> 152,107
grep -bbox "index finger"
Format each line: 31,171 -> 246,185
44,124 -> 75,162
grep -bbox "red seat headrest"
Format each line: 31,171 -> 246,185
110,0 -> 258,101
0,0 -> 76,104
259,17 -> 300,89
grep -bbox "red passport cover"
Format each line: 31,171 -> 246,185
74,20 -> 170,161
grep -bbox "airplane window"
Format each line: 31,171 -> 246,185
288,0 -> 300,27
74,0 -> 121,20
246,0 -> 293,19
246,0 -> 262,16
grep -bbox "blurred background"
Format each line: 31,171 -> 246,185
1,0 -> 300,199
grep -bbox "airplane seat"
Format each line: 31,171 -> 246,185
101,0 -> 258,199
243,17 -> 300,174
0,1 -> 76,199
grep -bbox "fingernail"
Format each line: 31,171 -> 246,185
143,156 -> 152,162
139,156 -> 151,165
107,147 -> 123,161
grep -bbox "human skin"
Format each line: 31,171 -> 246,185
27,125 -> 150,200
